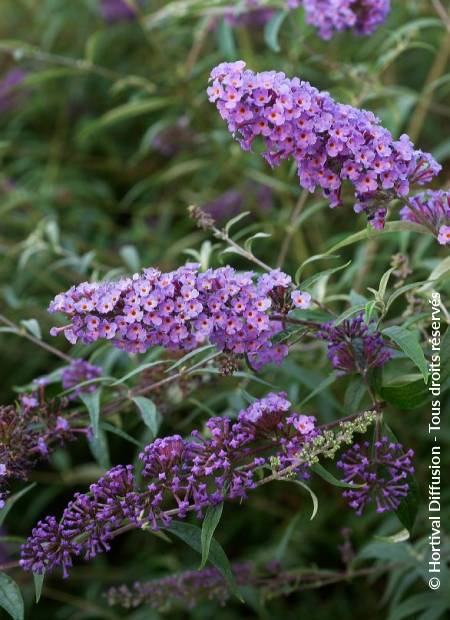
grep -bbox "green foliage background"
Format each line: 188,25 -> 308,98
0,1 -> 449,618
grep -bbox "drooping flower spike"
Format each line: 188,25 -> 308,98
400,190 -> 450,245
49,264 -> 295,370
106,563 -> 254,610
208,61 -> 440,229
20,392 -> 319,577
20,394 -> 383,578
105,560 -> 306,610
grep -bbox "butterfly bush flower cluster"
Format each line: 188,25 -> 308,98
288,0 -> 390,40
61,359 -> 102,399
48,264 -> 298,370
318,314 -> 392,375
208,61 -> 440,229
106,563 -> 254,610
0,399 -> 78,508
337,437 -> 414,515
20,392 -> 318,576
400,190 -> 450,245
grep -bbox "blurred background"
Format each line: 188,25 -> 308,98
0,1 -> 449,618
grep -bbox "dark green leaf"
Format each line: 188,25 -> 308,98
0,484 -> 36,527
380,374 -> 429,410
100,421 -> 143,447
87,427 -> 110,470
33,572 -> 44,604
80,390 -> 101,438
200,503 -> 224,569
111,360 -> 171,386
312,463 -> 364,489
383,325 -> 428,383
165,521 -> 242,602
132,396 -> 161,438
0,572 -> 24,620
325,221 -> 430,255
280,479 -> 318,520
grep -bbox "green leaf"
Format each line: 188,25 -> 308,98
119,245 -> 140,272
0,572 -> 24,620
311,463 -> 364,489
243,232 -> 271,252
385,280 -> 426,313
224,211 -> 250,234
383,325 -> 428,383
374,529 -> 410,544
380,374 -> 429,410
100,422 -> 143,448
79,97 -> 174,141
280,479 -> 318,520
275,511 -> 303,562
165,344 -> 215,372
419,256 -> 450,291
325,221 -> 430,255
364,300 -> 378,324
377,267 -> 395,300
111,360 -> 171,385
33,572 -> 44,604
386,592 -> 446,620
300,260 -> 352,290
0,483 -> 36,527
200,503 -> 224,569
165,521 -> 242,602
294,254 -> 340,285
344,377 -> 366,411
132,396 -> 161,438
217,18 -> 236,60
264,11 -> 287,52
80,390 -> 101,438
334,304 -> 367,326
87,427 -> 110,470
298,372 -> 338,407
20,318 -> 41,340
395,476 -> 420,533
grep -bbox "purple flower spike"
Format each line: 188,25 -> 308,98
400,190 -> 450,245
337,437 -> 414,515
208,61 -> 441,227
48,264 -> 293,370
20,393 -> 318,576
318,314 -> 392,375
300,0 -> 390,40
